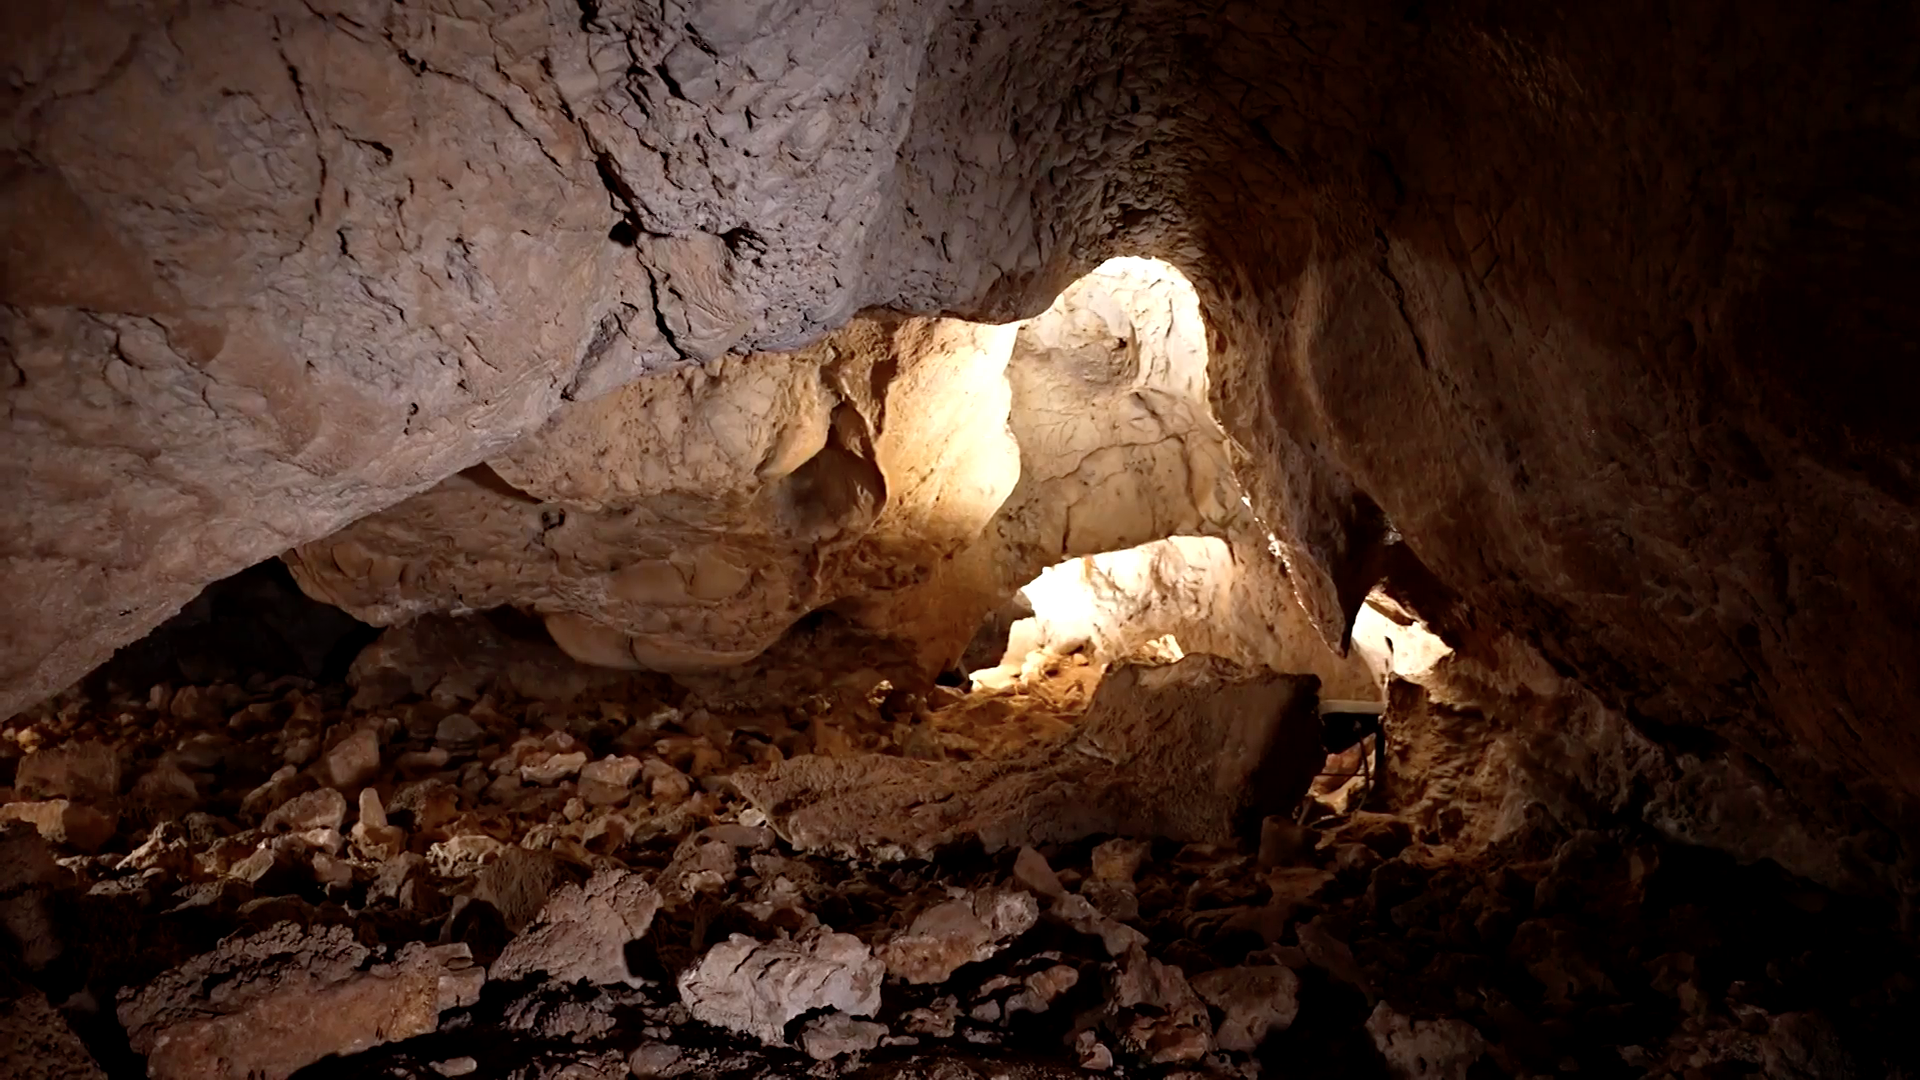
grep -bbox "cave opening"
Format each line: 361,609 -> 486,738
5,249 -> 1920,1076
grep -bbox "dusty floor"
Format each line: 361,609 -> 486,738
2,598 -> 1917,1080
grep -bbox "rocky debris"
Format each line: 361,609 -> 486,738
350,787 -> 407,860
14,742 -> 120,803
579,755 -> 643,806
322,727 -> 382,789
1075,1029 -> 1117,1070
800,1011 -> 889,1060
475,847 -> 581,934
1365,1003 -> 1488,1079
878,889 -> 1038,983
0,971 -> 106,1079
1013,845 -> 1068,899
737,657 -> 1322,859
261,786 -> 346,833
1107,948 -> 1213,1064
678,928 -> 885,1046
491,869 -> 661,987
1191,965 -> 1300,1053
0,800 -> 115,852
3,633 -> 1920,1078
118,922 -> 484,1080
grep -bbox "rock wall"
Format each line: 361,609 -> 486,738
285,257 -> 1338,682
4,1 -> 1919,886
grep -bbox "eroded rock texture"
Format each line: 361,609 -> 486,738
282,258 -> 1318,682
736,655 -> 1324,860
4,0 -> 1919,901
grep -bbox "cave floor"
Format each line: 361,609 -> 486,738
2,615 -> 1917,1080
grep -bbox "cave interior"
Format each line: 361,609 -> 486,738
3,2 -> 1919,1078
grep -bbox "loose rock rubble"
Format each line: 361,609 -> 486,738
1,614 -> 1917,1079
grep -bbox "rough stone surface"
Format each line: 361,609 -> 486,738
677,928 -> 885,1046
283,262 -> 1350,685
1190,965 -> 1301,1053
877,889 -> 1039,984
117,922 -> 484,1080
1365,1002 -> 1489,1080
0,972 -> 105,1080
1,0 -> 1917,936
491,869 -> 661,987
0,800 -> 115,853
800,1011 -> 888,1061
736,655 -> 1322,859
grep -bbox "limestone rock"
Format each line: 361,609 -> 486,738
0,0 -> 1916,927
13,742 -> 119,803
323,729 -> 381,790
1191,965 -> 1301,1053
262,787 -> 346,834
578,756 -> 642,806
878,889 -> 1039,984
491,869 -> 661,987
118,923 -> 484,1080
736,656 -> 1322,859
1108,949 -> 1212,1064
474,848 -> 576,933
1364,1003 -> 1488,1080
800,1011 -> 888,1061
678,928 -> 885,1046
0,801 -> 114,853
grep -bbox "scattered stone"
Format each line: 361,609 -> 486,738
392,779 -> 463,833
492,869 -> 661,987
1191,965 -> 1300,1052
642,758 -> 692,805
1052,892 -> 1148,956
130,764 -> 200,816
580,755 -> 643,806
14,741 -> 120,802
123,824 -> 193,876
262,788 -> 347,834
1365,1002 -> 1487,1080
118,922 -> 484,1080
350,788 -> 406,859
0,800 -> 115,852
430,1058 -> 478,1077
240,766 -> 307,820
1075,1029 -> 1116,1070
476,847 -> 576,932
323,728 -> 382,790
435,713 -> 485,751
1007,963 -> 1080,1015
1014,846 -> 1067,899
678,928 -> 885,1046
628,1042 -> 684,1077
901,997 -> 961,1038
1108,949 -> 1213,1064
522,751 -> 588,786
428,834 -> 508,877
800,1010 -> 887,1060
737,659 -> 1322,858
879,888 -> 1038,983
1091,837 -> 1150,883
